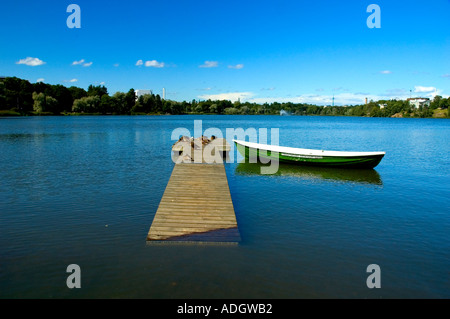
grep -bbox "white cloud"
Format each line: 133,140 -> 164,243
228,64 -> 244,69
36,78 -> 45,83
414,86 -> 436,93
248,95 -> 325,105
136,59 -> 165,68
72,59 -> 85,65
16,57 -> 46,66
199,92 -> 254,102
380,70 -> 392,74
413,86 -> 444,98
72,59 -> 92,67
113,63 -> 120,67
145,60 -> 165,68
248,92 -> 387,106
199,61 -> 218,68
198,88 -> 449,106
65,79 -> 78,83
441,74 -> 450,78
248,87 -> 450,105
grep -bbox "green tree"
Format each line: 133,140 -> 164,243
439,97 -> 449,109
217,100 -> 232,114
181,101 -> 189,114
111,92 -> 127,114
72,96 -> 100,113
194,104 -> 203,113
224,107 -> 239,115
32,92 -> 46,113
138,94 -> 156,113
45,96 -> 58,113
0,94 -> 5,110
198,100 -> 211,113
125,89 -> 136,113
33,82 -> 51,95
46,84 -> 73,113
155,94 -> 162,113
69,86 -> 88,100
100,95 -> 112,114
3,77 -> 33,113
190,99 -> 198,113
209,103 -> 218,113
131,101 -> 145,114
170,101 -> 184,115
431,95 -> 442,109
162,99 -> 171,114
0,79 -> 6,110
32,92 -> 58,114
87,85 -> 108,98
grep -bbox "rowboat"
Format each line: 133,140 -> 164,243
234,140 -> 385,169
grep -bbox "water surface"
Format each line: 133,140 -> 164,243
0,115 -> 449,298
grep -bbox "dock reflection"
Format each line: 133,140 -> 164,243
235,161 -> 383,186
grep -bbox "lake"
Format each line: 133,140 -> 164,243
0,115 -> 449,298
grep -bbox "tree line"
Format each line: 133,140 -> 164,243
0,76 -> 448,118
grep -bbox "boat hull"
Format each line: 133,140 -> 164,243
235,142 -> 384,169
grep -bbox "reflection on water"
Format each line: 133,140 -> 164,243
235,161 -> 383,186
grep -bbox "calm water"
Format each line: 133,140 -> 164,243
0,115 -> 449,298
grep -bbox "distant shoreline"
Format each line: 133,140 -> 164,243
1,76 -> 448,119
1,111 -> 448,119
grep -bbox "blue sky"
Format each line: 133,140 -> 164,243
1,0 -> 449,105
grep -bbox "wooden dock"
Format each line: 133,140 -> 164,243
147,162 -> 240,244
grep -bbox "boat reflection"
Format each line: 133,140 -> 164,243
235,161 -> 383,186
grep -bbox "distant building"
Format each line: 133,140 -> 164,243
280,109 -> 290,116
407,97 -> 430,109
135,89 -> 152,100
379,104 -> 387,109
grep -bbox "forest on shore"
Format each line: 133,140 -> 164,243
1,76 -> 448,118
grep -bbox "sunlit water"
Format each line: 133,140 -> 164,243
0,115 -> 449,298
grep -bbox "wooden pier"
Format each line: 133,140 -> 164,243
147,144 -> 240,244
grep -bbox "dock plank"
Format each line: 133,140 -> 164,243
147,163 -> 240,243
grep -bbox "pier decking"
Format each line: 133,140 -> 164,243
147,160 -> 240,244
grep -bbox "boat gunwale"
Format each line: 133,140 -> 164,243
233,140 -> 386,158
